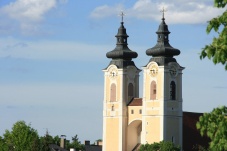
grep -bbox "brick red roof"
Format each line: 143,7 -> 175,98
128,98 -> 142,106
183,112 -> 210,151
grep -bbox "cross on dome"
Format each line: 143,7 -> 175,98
160,7 -> 167,20
106,10 -> 138,68
119,11 -> 125,22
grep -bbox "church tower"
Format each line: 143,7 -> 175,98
102,17 -> 141,150
141,12 -> 184,147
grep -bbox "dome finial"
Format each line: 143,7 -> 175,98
146,8 -> 181,64
119,10 -> 125,23
106,11 -> 138,66
160,7 -> 167,20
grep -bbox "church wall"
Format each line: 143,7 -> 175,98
165,117 -> 181,146
106,104 -> 119,116
146,101 -> 160,108
127,125 -> 138,151
147,108 -> 160,115
103,65 -> 141,150
145,116 -> 161,143
103,16 -> 184,150
105,75 -> 110,102
157,66 -> 164,100
128,106 -> 142,124
127,119 -> 142,151
116,71 -> 121,102
105,118 -> 120,151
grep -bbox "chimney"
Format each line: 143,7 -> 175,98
85,140 -> 90,146
60,135 -> 66,149
97,140 -> 102,146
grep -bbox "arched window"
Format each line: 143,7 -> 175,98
150,81 -> 156,100
128,83 -> 134,101
110,83 -> 116,102
170,81 -> 176,100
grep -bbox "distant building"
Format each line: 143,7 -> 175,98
49,144 -> 68,151
102,12 -> 209,151
84,140 -> 102,151
49,136 -> 77,151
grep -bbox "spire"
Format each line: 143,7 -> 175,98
161,7 -> 166,21
146,9 -> 180,65
106,12 -> 138,68
120,11 -> 125,23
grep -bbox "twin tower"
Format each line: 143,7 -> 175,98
102,15 -> 184,151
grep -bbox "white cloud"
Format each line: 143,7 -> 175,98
2,0 -> 56,22
90,0 -> 226,24
0,38 -> 108,61
90,4 -> 124,19
0,0 -> 66,35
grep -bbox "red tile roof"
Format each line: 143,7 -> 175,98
128,98 -> 142,106
183,112 -> 210,151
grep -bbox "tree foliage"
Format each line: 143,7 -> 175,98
0,120 -> 84,151
192,144 -> 209,151
3,121 -> 39,151
40,131 -> 60,151
66,135 -> 84,151
196,106 -> 227,151
0,136 -> 8,151
139,141 -> 181,151
200,0 -> 227,70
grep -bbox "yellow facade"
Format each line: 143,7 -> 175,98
102,65 -> 141,151
103,16 -> 184,150
141,61 -> 184,147
128,106 -> 142,124
105,118 -> 119,151
103,61 -> 184,151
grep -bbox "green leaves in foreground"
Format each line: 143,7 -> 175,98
200,0 -> 227,70
139,141 -> 181,151
196,106 -> 227,151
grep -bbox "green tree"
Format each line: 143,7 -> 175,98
200,0 -> 227,70
0,136 -> 9,151
40,130 -> 57,151
192,144 -> 209,151
139,141 -> 181,151
53,135 -> 60,146
3,121 -> 40,151
196,106 -> 227,151
67,135 -> 84,151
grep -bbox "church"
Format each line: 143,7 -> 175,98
101,12 -> 209,151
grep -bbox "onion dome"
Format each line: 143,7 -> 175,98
106,22 -> 138,60
106,21 -> 138,68
146,15 -> 180,65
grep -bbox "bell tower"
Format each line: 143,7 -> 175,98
102,15 -> 141,151
141,11 -> 184,148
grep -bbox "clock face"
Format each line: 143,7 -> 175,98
150,65 -> 158,77
109,69 -> 118,78
169,66 -> 177,77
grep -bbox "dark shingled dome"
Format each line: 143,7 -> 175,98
106,22 -> 138,60
146,17 -> 180,58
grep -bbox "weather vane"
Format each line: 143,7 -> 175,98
119,11 -> 125,22
160,7 -> 167,19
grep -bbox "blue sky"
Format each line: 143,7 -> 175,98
0,0 -> 226,143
